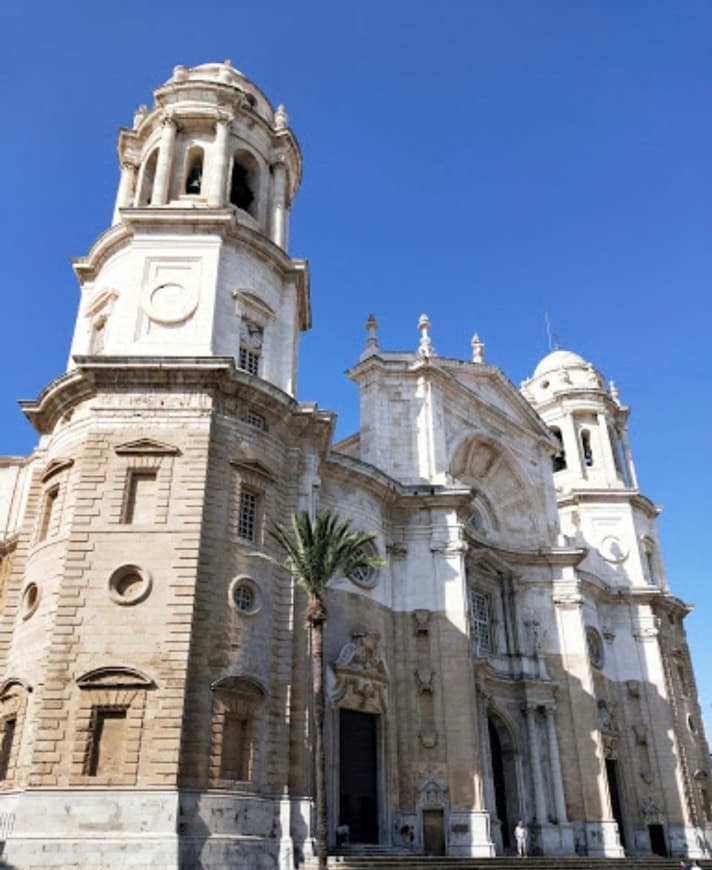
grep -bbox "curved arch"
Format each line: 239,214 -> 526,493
76,665 -> 155,689
137,148 -> 159,206
450,434 -> 542,541
210,674 -> 267,697
0,677 -> 32,698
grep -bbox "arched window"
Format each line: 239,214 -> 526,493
137,149 -> 158,206
551,427 -> 567,472
209,676 -> 265,784
230,150 -> 259,217
184,147 -> 204,195
580,429 -> 593,467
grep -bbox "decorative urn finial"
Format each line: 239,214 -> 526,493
417,314 -> 435,358
471,332 -> 485,363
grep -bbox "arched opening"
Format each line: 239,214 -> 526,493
137,149 -> 158,206
487,712 -> 520,854
550,427 -> 567,472
184,146 -> 204,195
580,429 -> 593,467
230,150 -> 259,217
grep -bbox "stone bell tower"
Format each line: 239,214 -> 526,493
70,60 -> 309,396
0,62 -> 331,869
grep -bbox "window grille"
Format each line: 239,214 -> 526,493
470,591 -> 491,655
238,319 -> 263,376
233,584 -> 254,612
238,491 -> 258,541
238,347 -> 260,375
243,411 -> 266,430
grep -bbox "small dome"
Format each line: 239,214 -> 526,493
533,349 -> 588,378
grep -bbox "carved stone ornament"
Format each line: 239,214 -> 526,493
331,631 -> 388,714
417,768 -> 449,809
412,609 -> 431,636
419,729 -> 438,749
626,680 -> 641,699
414,670 -> 434,695
598,698 -> 619,757
641,794 -> 663,823
640,769 -> 654,785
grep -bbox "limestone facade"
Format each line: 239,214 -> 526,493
0,61 -> 709,868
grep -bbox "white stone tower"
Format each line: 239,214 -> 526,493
71,60 -> 309,396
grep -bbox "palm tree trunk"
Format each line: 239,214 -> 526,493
311,618 -> 328,870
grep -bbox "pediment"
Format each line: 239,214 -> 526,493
229,458 -> 275,482
77,666 -> 155,689
41,458 -> 74,483
0,677 -> 32,698
115,438 -> 180,456
441,362 -> 554,443
211,675 -> 266,697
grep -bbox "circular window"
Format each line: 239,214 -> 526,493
348,544 -> 379,589
229,577 -> 260,615
586,627 -> 604,669
21,583 -> 40,620
108,564 -> 152,606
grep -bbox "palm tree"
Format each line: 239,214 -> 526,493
259,509 -> 383,870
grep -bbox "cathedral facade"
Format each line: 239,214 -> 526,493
0,62 -> 709,869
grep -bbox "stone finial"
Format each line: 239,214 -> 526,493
133,105 -> 148,130
173,65 -> 188,82
365,314 -> 379,349
471,332 -> 485,363
274,104 -> 289,130
609,380 -> 621,404
417,314 -> 435,358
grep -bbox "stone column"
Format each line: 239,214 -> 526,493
524,704 -> 548,824
270,159 -> 288,248
477,690 -> 497,816
112,161 -> 137,225
620,427 -> 638,489
543,706 -> 568,823
596,412 -> 618,482
559,415 -> 580,476
208,112 -> 232,206
152,114 -> 178,206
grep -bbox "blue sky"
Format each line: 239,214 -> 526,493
2,3 -> 711,731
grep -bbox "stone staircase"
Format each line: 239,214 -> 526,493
326,854 -> 700,869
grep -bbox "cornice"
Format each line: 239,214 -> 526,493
20,356 -> 308,436
466,533 -> 586,568
557,488 -> 661,518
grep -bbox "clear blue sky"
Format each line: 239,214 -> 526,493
2,2 -> 711,731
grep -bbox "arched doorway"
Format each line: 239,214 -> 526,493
488,712 -> 521,854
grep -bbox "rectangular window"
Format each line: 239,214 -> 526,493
238,490 -> 258,541
238,346 -> 260,376
220,713 -> 250,780
87,708 -> 128,777
38,485 -> 59,542
0,718 -> 16,781
238,319 -> 263,376
123,470 -> 158,524
470,591 -> 491,655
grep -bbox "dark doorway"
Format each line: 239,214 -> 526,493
605,758 -> 627,851
648,824 -> 667,856
339,709 -> 378,843
423,809 -> 445,855
489,719 -> 511,849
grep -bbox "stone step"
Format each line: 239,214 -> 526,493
327,858 -> 695,869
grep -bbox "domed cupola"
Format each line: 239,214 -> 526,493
69,61 -> 310,397
522,349 -> 637,491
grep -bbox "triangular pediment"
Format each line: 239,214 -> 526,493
229,458 -> 275,481
114,438 -> 180,456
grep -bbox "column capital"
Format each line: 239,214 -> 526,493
120,160 -> 138,173
216,109 -> 234,127
160,111 -> 178,129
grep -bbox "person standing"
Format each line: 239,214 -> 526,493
514,820 -> 528,857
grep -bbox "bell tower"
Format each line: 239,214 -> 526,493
69,61 -> 309,396
522,350 -> 664,589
